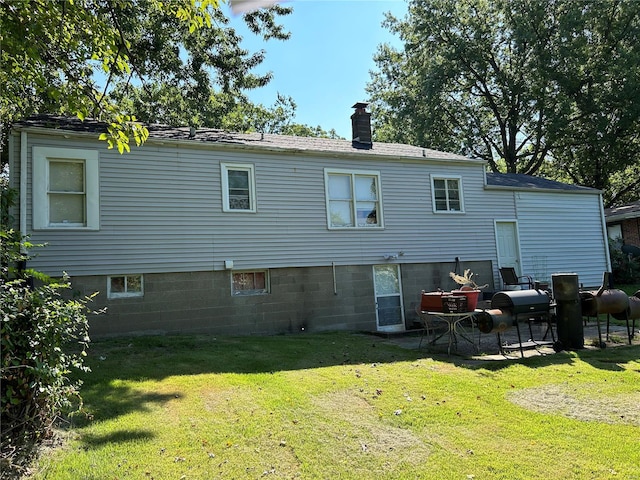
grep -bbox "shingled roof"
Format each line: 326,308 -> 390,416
13,115 -> 479,164
486,172 -> 598,193
605,200 -> 640,221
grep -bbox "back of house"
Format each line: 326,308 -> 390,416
7,110 -> 610,337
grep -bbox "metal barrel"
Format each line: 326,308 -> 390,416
552,273 -> 584,349
612,296 -> 640,320
580,289 -> 629,317
474,309 -> 514,334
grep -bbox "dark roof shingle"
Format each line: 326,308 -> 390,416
486,172 -> 597,193
14,115 -> 479,163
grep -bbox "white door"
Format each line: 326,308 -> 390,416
373,264 -> 405,332
495,221 -> 522,273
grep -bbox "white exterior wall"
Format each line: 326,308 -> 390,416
14,130 -> 610,290
515,191 -> 609,288
20,132 -> 503,277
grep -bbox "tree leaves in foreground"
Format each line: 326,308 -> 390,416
0,0 -> 292,158
368,0 -> 640,206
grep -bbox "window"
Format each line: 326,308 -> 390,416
325,169 -> 382,228
107,275 -> 144,299
232,270 -> 269,295
33,147 -> 99,230
431,175 -> 464,213
221,162 -> 256,212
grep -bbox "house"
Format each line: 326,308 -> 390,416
605,200 -> 640,248
7,108 -> 611,337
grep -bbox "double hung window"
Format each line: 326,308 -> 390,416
221,162 -> 256,212
325,169 -> 382,228
33,147 -> 99,230
431,175 -> 464,213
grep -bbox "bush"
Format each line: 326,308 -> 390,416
1,229 -> 93,478
609,238 -> 640,285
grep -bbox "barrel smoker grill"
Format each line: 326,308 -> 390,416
580,287 -> 640,346
475,289 -> 554,356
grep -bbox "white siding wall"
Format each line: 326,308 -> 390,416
515,191 -> 609,288
19,132 -> 609,287
23,133 -> 506,276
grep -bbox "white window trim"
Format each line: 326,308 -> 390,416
430,174 -> 465,214
231,270 -> 270,296
107,274 -> 144,299
324,168 -> 384,229
221,162 -> 257,213
32,146 -> 100,230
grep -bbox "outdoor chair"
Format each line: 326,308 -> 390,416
499,267 -> 533,290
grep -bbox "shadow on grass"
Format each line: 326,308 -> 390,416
72,381 -> 179,431
82,332 -> 425,380
74,332 -> 640,428
80,429 -> 156,448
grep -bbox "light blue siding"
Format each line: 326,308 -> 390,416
16,132 -> 608,289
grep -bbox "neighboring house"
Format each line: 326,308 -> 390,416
605,200 -> 640,247
7,109 -> 611,337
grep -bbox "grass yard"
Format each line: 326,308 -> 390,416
620,284 -> 640,296
32,333 -> 640,479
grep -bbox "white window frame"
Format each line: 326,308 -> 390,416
431,174 -> 464,213
324,168 -> 383,229
107,274 -> 144,299
32,147 -> 100,230
231,270 -> 269,296
221,162 -> 257,213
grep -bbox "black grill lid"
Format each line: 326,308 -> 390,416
491,290 -> 551,314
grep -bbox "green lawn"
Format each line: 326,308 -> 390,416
620,284 -> 640,296
33,333 -> 640,479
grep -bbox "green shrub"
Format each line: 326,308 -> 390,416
1,228 -> 93,477
609,238 -> 640,285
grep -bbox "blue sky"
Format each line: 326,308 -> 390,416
227,0 -> 408,138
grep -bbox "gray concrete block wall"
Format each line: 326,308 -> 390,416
70,261 -> 494,338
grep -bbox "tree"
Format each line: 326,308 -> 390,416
368,0 -> 640,206
0,0 -> 292,158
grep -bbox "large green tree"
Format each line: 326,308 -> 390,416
368,0 -> 640,206
0,0 -> 292,157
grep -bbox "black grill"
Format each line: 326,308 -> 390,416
491,290 -> 551,314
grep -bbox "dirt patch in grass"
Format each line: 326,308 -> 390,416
312,390 -> 431,465
508,384 -> 640,425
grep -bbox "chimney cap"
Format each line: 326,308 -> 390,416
352,102 -> 369,110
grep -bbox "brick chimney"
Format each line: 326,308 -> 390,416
351,102 -> 372,145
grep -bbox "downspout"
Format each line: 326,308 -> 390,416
598,193 -> 612,272
20,131 -> 27,239
332,262 -> 337,295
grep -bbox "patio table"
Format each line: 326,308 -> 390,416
420,311 -> 479,355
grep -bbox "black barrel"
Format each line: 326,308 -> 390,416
474,309 -> 514,333
491,290 -> 551,314
552,273 -> 583,349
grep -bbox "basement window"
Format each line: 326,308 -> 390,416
232,270 -> 269,296
108,275 -> 144,299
